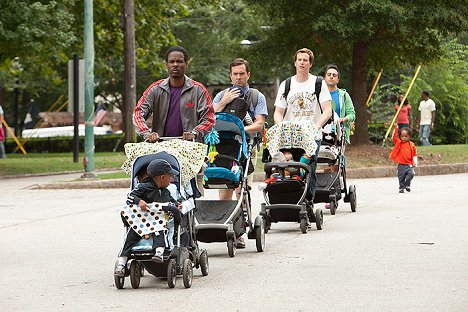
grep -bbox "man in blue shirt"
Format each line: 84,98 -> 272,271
323,64 -> 356,144
212,58 -> 268,248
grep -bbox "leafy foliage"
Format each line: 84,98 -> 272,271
0,0 -> 75,93
246,0 -> 468,144
369,38 -> 468,144
170,0 -> 266,84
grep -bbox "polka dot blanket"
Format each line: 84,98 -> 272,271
122,140 -> 207,186
266,120 -> 320,157
120,202 -> 170,236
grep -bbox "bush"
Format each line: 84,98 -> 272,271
5,134 -> 125,153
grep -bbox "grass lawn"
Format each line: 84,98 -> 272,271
416,144 -> 468,163
1,144 -> 466,177
0,152 -> 127,176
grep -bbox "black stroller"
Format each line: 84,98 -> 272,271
194,112 -> 265,257
114,151 -> 209,289
314,124 -> 357,215
260,121 -> 324,234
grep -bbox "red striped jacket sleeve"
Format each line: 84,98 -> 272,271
133,80 -> 162,138
192,81 -> 215,134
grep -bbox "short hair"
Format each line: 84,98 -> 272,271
399,127 -> 412,137
324,64 -> 340,78
294,48 -> 314,63
165,46 -> 189,63
230,58 -> 250,73
422,90 -> 430,97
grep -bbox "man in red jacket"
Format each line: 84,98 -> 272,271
133,46 -> 215,142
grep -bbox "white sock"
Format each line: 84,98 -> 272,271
118,256 -> 127,266
155,247 -> 164,256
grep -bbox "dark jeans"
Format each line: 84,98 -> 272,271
397,164 -> 414,190
0,141 -> 5,158
309,139 -> 321,200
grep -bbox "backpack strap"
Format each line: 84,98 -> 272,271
315,76 -> 323,114
246,88 -> 259,110
282,77 -> 292,99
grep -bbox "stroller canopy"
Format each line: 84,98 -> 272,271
213,112 -> 249,158
122,140 -> 207,186
266,120 -> 320,157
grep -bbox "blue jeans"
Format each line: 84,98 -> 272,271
419,124 -> 432,146
309,139 -> 321,200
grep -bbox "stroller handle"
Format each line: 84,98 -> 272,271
144,136 -> 197,142
264,161 -> 311,173
162,203 -> 182,223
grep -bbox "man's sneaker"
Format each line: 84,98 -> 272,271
399,189 -> 404,193
114,264 -> 126,277
236,236 -> 246,249
405,187 -> 411,192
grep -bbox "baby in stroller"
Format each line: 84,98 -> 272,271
261,120 -> 324,233
115,159 -> 181,276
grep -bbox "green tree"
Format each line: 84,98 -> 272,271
368,38 -> 467,145
0,0 -> 75,94
246,0 -> 468,144
0,0 -> 210,138
170,0 -> 265,85
404,39 -> 468,144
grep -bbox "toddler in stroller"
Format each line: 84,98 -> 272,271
115,146 -> 209,289
260,120 -> 324,234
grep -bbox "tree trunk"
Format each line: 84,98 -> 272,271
123,0 -> 136,144
351,41 -> 369,145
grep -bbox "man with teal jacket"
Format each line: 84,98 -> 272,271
323,64 -> 356,144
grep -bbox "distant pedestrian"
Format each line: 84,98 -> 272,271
395,94 -> 412,130
416,90 -> 436,146
0,104 -> 6,158
389,125 -> 418,193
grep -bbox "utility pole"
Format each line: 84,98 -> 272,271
123,0 -> 136,144
83,0 -> 95,177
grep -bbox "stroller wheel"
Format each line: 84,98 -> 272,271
199,250 -> 209,276
182,259 -> 193,288
255,217 -> 266,252
349,185 -> 357,212
315,208 -> 323,230
129,260 -> 141,289
114,275 -> 125,289
167,259 -> 177,289
227,238 -> 236,258
330,201 -> 337,215
300,218 -> 308,234
263,215 -> 271,233
114,260 -> 125,289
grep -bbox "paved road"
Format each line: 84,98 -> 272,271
1,173 -> 467,311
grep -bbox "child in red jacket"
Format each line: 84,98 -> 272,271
389,125 -> 418,193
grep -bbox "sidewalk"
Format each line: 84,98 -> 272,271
23,163 -> 468,189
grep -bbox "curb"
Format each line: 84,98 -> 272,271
29,163 -> 468,190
